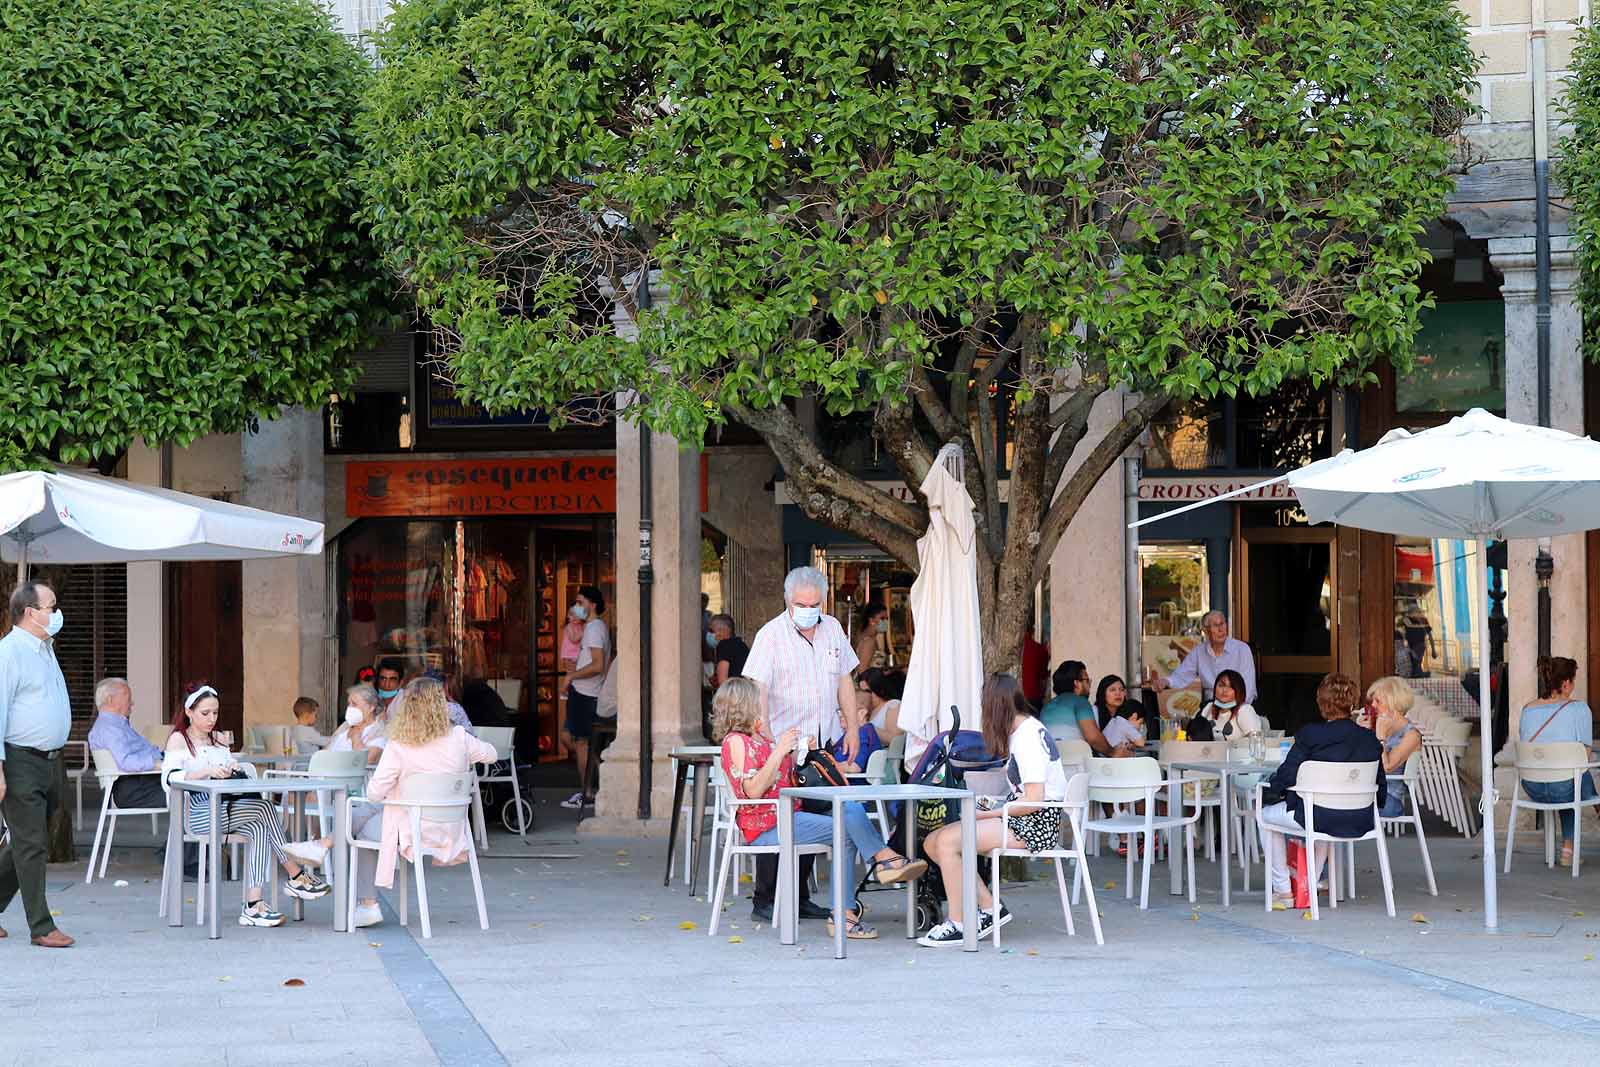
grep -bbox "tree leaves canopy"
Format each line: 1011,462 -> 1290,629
359,0 -> 1475,443
1563,25 -> 1600,353
0,0 -> 390,469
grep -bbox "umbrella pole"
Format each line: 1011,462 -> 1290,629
1477,533 -> 1498,930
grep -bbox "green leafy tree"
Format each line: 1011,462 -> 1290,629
0,0 -> 391,472
360,0 -> 1474,671
1564,25 -> 1600,351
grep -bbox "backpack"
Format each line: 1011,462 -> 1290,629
793,746 -> 851,813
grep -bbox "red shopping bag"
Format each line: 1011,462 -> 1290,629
1286,840 -> 1311,909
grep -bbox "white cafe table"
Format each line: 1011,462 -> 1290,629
162,775 -> 350,940
1165,757 -> 1283,907
778,783 -> 977,958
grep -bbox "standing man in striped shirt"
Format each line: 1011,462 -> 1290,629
740,566 -> 862,923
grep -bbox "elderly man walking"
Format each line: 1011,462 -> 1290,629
740,566 -> 862,923
86,677 -> 165,810
0,581 -> 75,948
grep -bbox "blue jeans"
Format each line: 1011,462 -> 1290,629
1523,774 -> 1599,841
751,802 -> 886,911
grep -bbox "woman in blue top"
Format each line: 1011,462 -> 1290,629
1518,656 -> 1597,866
1366,676 -> 1424,819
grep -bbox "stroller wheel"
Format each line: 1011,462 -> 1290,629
502,796 -> 533,834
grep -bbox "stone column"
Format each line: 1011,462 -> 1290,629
240,407 -> 327,731
124,441 -> 166,734
1488,235 -> 1585,823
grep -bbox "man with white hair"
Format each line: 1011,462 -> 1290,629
1149,610 -> 1257,704
86,677 -> 165,810
739,565 -> 862,923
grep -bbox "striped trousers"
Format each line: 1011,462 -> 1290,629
184,797 -> 290,891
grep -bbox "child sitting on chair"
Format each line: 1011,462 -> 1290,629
1102,704 -> 1146,750
291,697 -> 332,755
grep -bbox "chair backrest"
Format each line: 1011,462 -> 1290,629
1159,740 -> 1226,767
1516,741 -> 1592,783
476,726 -> 516,762
143,724 -> 171,748
1056,738 -> 1092,772
862,749 -> 889,785
1400,747 -> 1425,784
1086,756 -> 1161,804
1291,760 -> 1379,811
308,748 -> 369,780
965,768 -> 1010,798
1438,719 -> 1473,746
1064,771 -> 1089,809
393,771 -> 474,823
91,748 -> 121,782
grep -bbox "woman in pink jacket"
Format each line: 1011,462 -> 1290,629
350,676 -> 497,928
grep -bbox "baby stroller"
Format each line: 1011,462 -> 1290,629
854,706 -> 1004,932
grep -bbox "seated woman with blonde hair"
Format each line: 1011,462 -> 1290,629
716,676 -> 925,940
347,676 -> 498,928
1365,676 -> 1424,819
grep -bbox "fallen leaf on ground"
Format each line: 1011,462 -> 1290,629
49,910 -> 61,917
1103,881 -> 1115,890
616,850 -> 629,857
1576,911 -> 1586,917
1302,912 -> 1314,921
218,976 -> 232,983
1411,913 -> 1430,924
1190,913 -> 1199,922
1026,949 -> 1039,956
738,874 -> 753,884
1586,954 -> 1595,961
367,942 -> 382,948
634,914 -> 654,922
679,920 -> 697,930
283,978 -> 305,987
727,935 -> 743,944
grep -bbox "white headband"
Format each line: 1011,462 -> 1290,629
183,685 -> 218,710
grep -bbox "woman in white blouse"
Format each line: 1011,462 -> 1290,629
329,682 -> 388,766
1201,669 -> 1262,741
161,682 -> 329,928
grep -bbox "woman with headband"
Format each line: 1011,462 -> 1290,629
160,680 -> 331,928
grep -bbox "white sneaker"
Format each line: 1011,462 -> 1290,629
284,840 -> 329,867
353,902 -> 383,929
559,792 -> 585,810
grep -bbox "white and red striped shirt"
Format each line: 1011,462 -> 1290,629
742,611 -> 859,743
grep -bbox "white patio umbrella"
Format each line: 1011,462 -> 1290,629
898,443 -> 984,771
1287,407 -> 1600,931
0,467 -> 324,573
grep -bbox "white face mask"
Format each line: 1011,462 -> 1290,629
1214,699 -> 1237,710
344,705 -> 365,726
791,605 -> 822,630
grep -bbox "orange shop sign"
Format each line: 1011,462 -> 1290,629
347,458 -> 618,517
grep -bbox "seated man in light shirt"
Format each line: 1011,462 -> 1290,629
85,677 -> 165,809
1149,610 -> 1257,704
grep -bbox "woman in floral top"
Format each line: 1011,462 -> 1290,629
716,677 -> 925,939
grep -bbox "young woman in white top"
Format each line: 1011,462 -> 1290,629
160,682 -> 330,928
1202,669 -> 1262,741
918,674 -> 1068,946
329,682 -> 388,766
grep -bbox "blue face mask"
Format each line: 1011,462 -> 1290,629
378,687 -> 399,700
791,605 -> 822,630
44,609 -> 63,637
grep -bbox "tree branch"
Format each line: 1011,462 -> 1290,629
1031,389 -> 1169,586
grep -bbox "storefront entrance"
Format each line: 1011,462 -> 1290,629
338,516 -> 614,765
1237,511 -> 1336,731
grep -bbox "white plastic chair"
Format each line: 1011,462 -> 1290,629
345,771 -> 488,939
265,749 -> 369,838
704,765 -> 748,899
860,749 -> 896,838
1504,741 -> 1600,877
65,741 -> 89,830
1422,719 -> 1477,836
707,794 -> 830,936
1256,760 -> 1394,920
1158,740 -> 1228,862
1380,749 -> 1438,896
1055,738 -> 1093,780
473,726 -> 528,843
1082,757 -> 1198,909
84,749 -> 167,884
988,772 -> 1103,947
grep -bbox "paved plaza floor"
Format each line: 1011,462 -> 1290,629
5,795 -> 1600,1066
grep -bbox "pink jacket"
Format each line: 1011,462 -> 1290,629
366,726 -> 498,888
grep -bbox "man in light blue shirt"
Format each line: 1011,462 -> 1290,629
1150,610 -> 1258,704
0,580 -> 75,947
87,677 -> 165,810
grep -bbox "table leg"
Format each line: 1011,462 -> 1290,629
290,792 -> 306,922
689,764 -> 709,896
1220,771 -> 1233,908
662,761 -> 688,887
208,794 -> 222,941
903,800 -> 917,940
163,789 -> 183,926
1167,777 -> 1183,896
778,797 -> 796,946
832,803 -> 846,960
332,787 -> 349,932
960,797 -> 977,952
